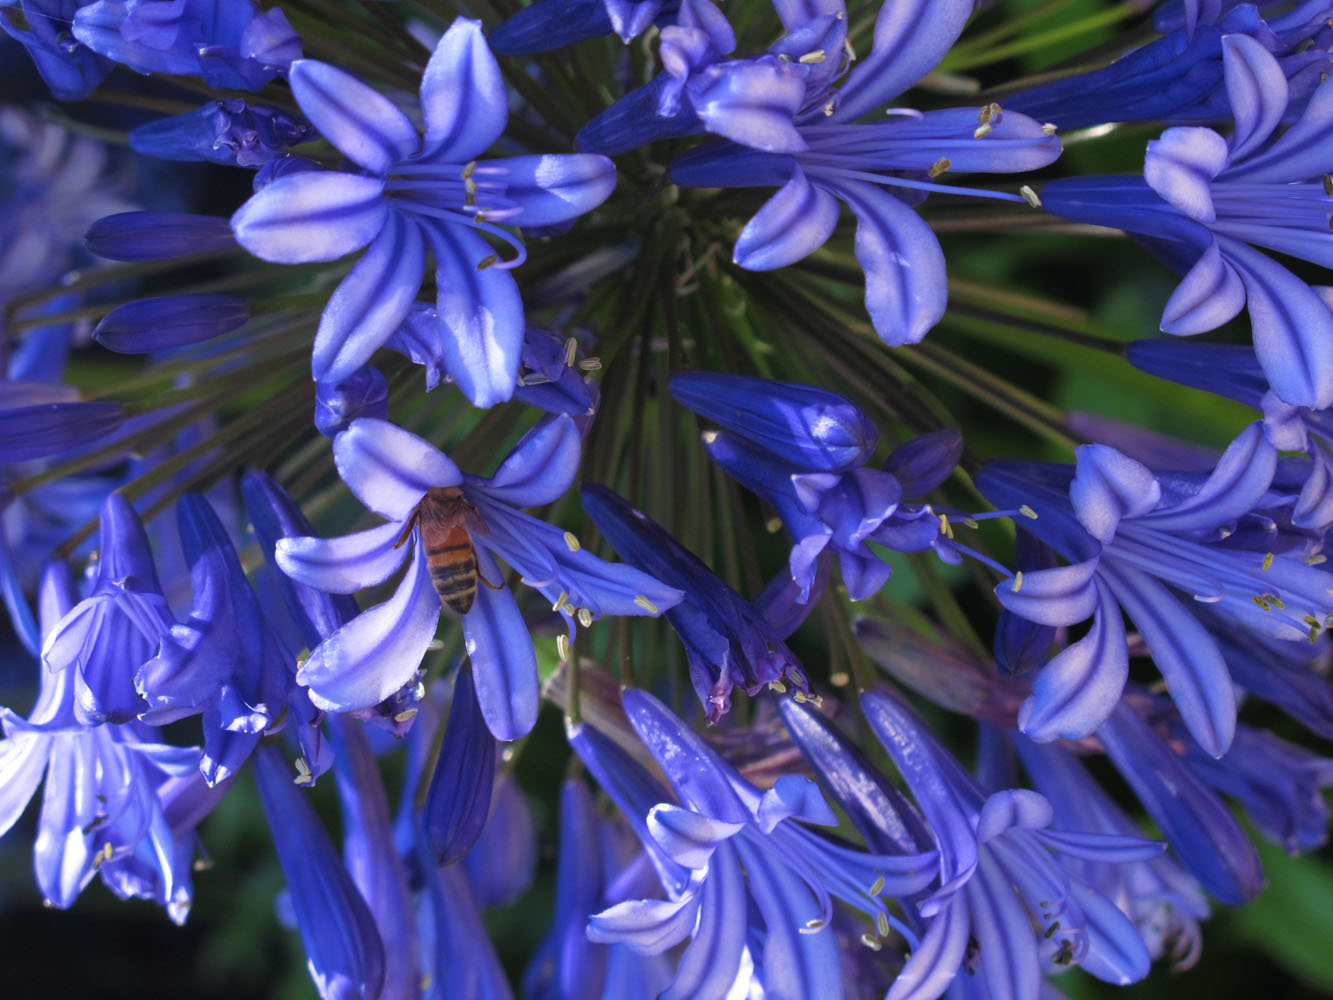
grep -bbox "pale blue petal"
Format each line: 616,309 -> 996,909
734,166 -> 838,271
886,894 -> 970,1000
647,803 -> 745,867
662,843 -> 746,1000
1019,578 -> 1127,742
588,889 -> 701,954
231,171 -> 387,264
1070,877 -> 1152,985
312,213 -> 426,383
333,418 -> 462,521
463,577 -> 538,741
297,543 -> 441,711
275,522 -> 408,595
1144,127 -> 1226,223
289,59 -> 417,173
494,154 -> 618,228
995,556 -> 1101,628
1069,444 -> 1161,544
1161,239 -> 1245,335
838,180 -> 947,346
684,57 -> 808,153
419,18 -> 508,162
1137,422 -> 1275,533
755,774 -> 839,832
976,790 -> 1052,842
480,414 -> 581,507
427,223 -> 525,408
1220,34 -> 1287,163
833,0 -> 972,122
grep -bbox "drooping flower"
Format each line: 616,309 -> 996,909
230,18 -> 617,403
859,689 -> 1160,1000
1042,35 -> 1333,409
977,422 -> 1333,756
276,415 -> 680,740
581,482 -> 808,722
655,0 -> 1061,345
576,690 -> 941,1000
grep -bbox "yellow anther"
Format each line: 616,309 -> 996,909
294,757 -> 313,785
789,669 -> 806,687
1262,552 -> 1275,570
462,161 -> 477,178
793,691 -> 808,703
1019,504 -> 1038,519
868,876 -> 886,896
477,254 -> 499,270
557,633 -> 570,661
876,912 -> 890,937
553,591 -> 569,613
564,336 -> 579,367
963,517 -> 979,529
1042,122 -> 1059,135
973,122 -> 993,139
823,100 -> 837,116
799,50 -> 826,64
928,157 -> 950,179
1308,554 -> 1327,565
1268,593 -> 1285,609
634,594 -> 659,613
577,607 -> 593,628
799,919 -> 826,934
1020,185 -> 1041,208
1253,595 -> 1272,610
769,680 -> 787,693
579,357 -> 602,371
860,933 -> 882,950
564,531 -> 581,551
394,709 -> 419,723
1012,571 -> 1024,592
765,516 -> 783,533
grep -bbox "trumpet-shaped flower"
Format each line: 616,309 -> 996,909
276,416 -> 680,740
230,18 -> 617,403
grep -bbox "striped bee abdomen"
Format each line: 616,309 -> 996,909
426,525 -> 478,615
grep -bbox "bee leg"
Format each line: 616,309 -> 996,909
392,510 -> 420,549
477,565 -> 506,591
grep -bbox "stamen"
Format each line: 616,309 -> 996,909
564,531 -> 581,551
799,50 -> 827,64
1019,504 -> 1038,519
1020,185 -> 1041,208
860,933 -> 882,950
579,357 -> 602,371
634,594 -> 658,613
553,590 -> 569,612
477,254 -> 499,270
1042,122 -> 1059,135
577,607 -> 593,627
928,158 -> 951,179
1012,570 -> 1023,592
394,709 -> 418,723
868,876 -> 886,896
564,336 -> 578,367
557,633 -> 570,660
1262,552 -> 1274,571
294,757 -> 313,785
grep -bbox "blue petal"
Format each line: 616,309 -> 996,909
1220,33 -> 1287,162
589,890 -> 702,955
1069,444 -> 1161,544
463,575 -> 538,741
1019,578 -> 1126,742
494,154 -> 618,228
884,429 -> 963,495
1144,127 -> 1226,223
976,790 -> 1053,842
1223,237 -> 1333,409
333,417 -> 462,521
967,852 -> 1041,1000
1224,75 -> 1333,182
647,803 -> 745,867
419,18 -> 507,162
1160,239 -> 1245,334
275,521 -> 408,595
1102,564 -> 1235,757
734,166 -> 838,271
480,413 -> 582,507
297,542 -> 441,711
312,212 -> 426,383
94,294 -> 250,353
684,57 -> 808,153
995,556 -> 1101,628
886,895 -> 970,1000
833,0 -> 972,122
755,774 -> 839,832
231,170 -> 387,264
838,180 -> 947,346
1137,421 -> 1274,533
1070,876 -> 1152,985
622,688 -> 751,823
662,844 -> 747,999
426,223 -> 525,408
289,58 -> 417,174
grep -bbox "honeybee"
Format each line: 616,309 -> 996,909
397,486 -> 490,614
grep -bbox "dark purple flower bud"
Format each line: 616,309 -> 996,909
423,666 -> 497,866
240,7 -> 302,69
0,399 -> 126,462
130,100 -> 314,169
670,372 -> 877,472
489,0 -> 614,56
883,428 -> 963,496
582,483 -> 808,722
85,212 -> 238,262
315,366 -> 389,438
94,294 -> 251,353
253,744 -> 386,1000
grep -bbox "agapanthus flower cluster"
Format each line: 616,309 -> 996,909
7,0 -> 1333,996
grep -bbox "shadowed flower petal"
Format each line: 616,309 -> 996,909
333,418 -> 461,521
290,58 -> 418,174
231,170 -> 388,264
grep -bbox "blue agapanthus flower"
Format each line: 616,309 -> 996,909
276,415 -> 681,740
577,689 -> 940,1000
1043,34 -> 1333,409
978,422 -> 1333,756
230,17 -> 617,402
657,0 -> 1061,345
0,562 -> 213,922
